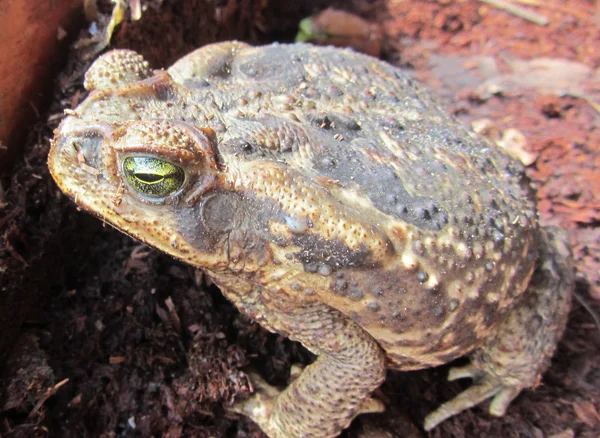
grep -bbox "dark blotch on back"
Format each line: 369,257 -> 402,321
309,113 -> 361,132
312,139 -> 448,230
292,234 -> 376,271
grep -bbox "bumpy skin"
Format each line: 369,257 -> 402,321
48,42 -> 573,437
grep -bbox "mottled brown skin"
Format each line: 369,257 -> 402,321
48,42 -> 573,437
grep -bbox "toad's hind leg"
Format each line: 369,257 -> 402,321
424,227 -> 574,431
231,299 -> 386,438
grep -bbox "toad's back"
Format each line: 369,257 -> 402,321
166,43 -> 540,369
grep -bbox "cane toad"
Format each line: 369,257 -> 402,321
48,42 -> 574,438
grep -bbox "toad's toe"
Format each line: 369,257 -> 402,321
423,369 -> 517,431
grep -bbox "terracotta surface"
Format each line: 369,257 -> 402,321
0,0 -> 82,170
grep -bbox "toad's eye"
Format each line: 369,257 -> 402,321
122,156 -> 185,198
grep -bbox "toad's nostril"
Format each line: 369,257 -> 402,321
69,134 -> 103,169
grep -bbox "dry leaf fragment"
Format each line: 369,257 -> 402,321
471,118 -> 500,138
548,429 -> 575,438
105,0 -> 128,45
572,400 -> 600,428
129,0 -> 142,20
497,128 -> 538,166
569,207 -> 600,225
475,58 -> 594,99
109,356 -> 127,364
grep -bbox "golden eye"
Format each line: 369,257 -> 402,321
122,157 -> 185,198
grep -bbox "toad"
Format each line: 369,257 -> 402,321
48,42 -> 573,438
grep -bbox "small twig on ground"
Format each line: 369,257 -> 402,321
28,378 -> 70,419
584,97 -> 600,116
509,0 -> 589,22
480,0 -> 549,25
574,291 -> 600,335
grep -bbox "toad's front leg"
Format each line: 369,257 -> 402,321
424,227 -> 574,430
232,300 -> 387,438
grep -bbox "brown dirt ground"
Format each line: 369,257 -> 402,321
1,0 -> 599,437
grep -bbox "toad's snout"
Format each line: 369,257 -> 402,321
48,118 -> 116,202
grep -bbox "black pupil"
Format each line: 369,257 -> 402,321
135,173 -> 163,183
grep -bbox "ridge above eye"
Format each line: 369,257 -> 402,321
122,156 -> 185,197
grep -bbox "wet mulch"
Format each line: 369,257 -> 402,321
0,1 -> 598,437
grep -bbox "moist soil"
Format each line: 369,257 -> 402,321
1,1 -> 599,437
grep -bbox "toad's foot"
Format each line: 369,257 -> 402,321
233,368 -> 385,432
423,364 -> 521,431
230,371 -> 277,425
424,227 -> 574,431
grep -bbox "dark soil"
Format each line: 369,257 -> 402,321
1,1 -> 598,437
